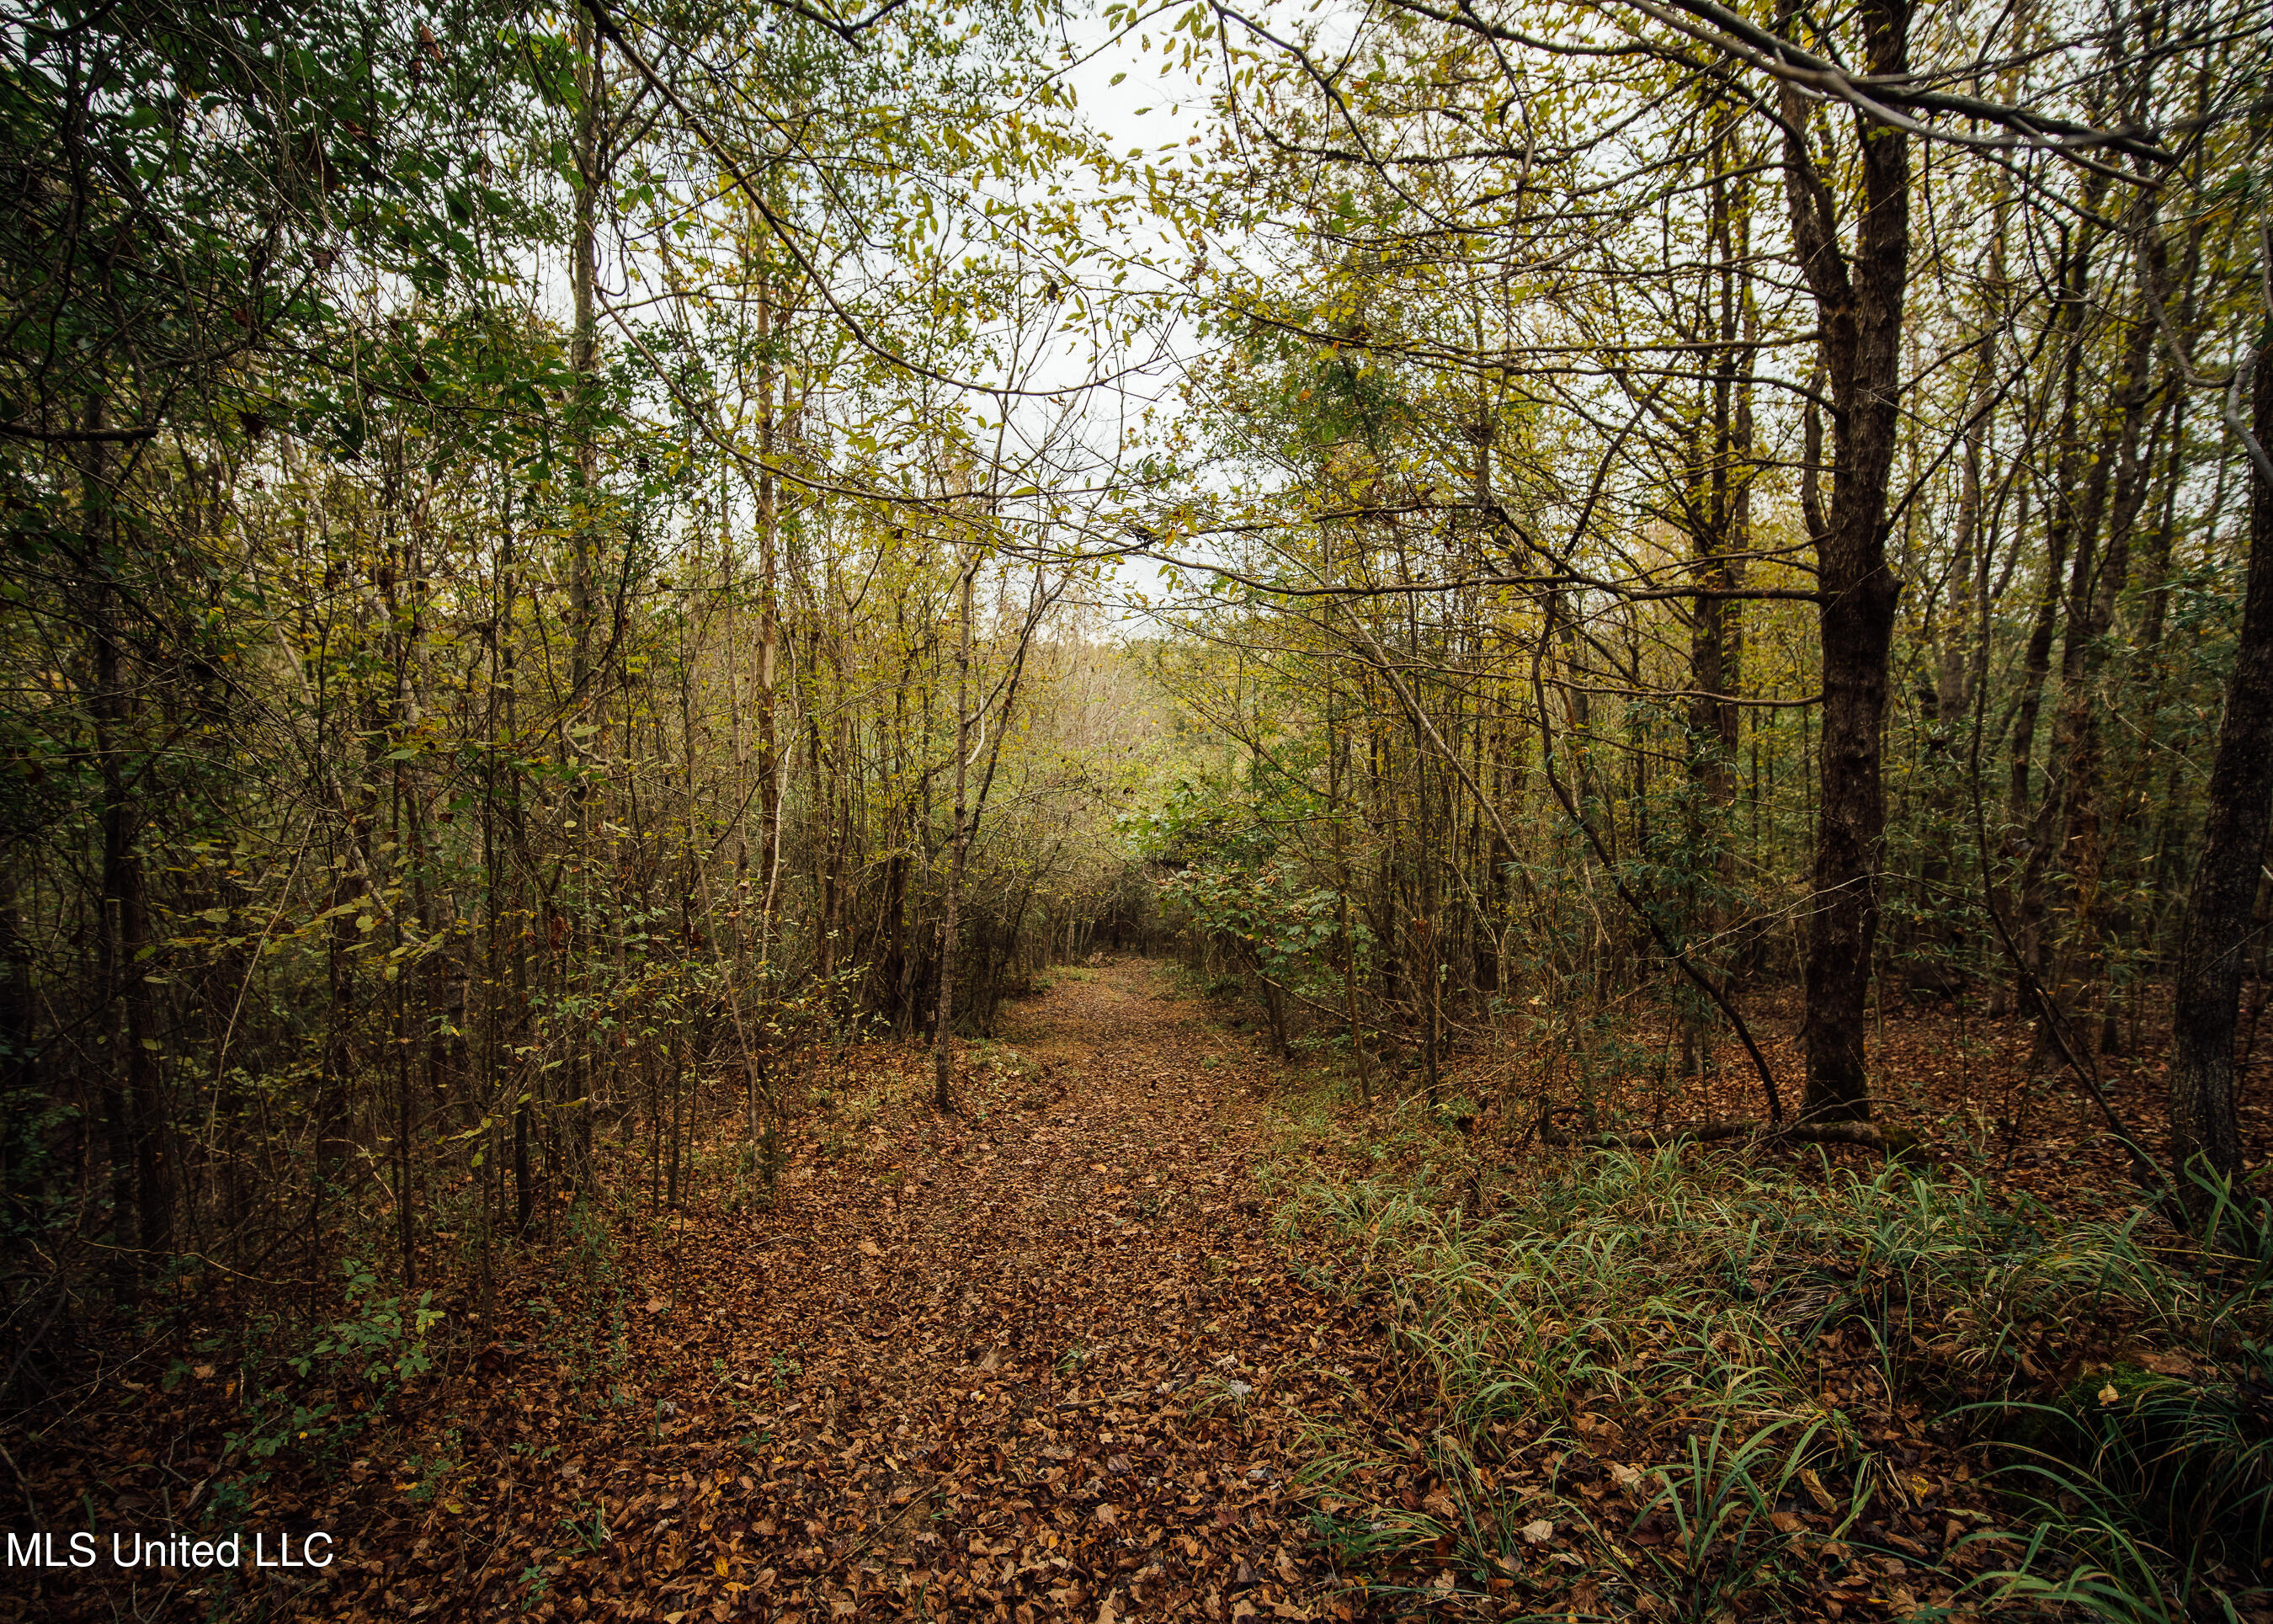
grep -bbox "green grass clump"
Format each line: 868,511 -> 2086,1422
1279,1147 -> 2273,1621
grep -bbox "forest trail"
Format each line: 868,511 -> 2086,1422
309,961 -> 1399,1623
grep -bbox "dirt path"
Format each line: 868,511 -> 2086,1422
308,959 -> 1397,1623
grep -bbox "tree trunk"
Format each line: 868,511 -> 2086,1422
1781,0 -> 1910,1121
83,407 -> 169,1271
1919,211 -> 2004,995
2168,333 -> 2273,1185
563,19 -> 605,1193
934,556 -> 974,1111
755,278 -> 782,961
1683,146 -> 1751,1072
2041,248 -> 2164,1051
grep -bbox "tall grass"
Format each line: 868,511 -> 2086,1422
1281,1149 -> 2273,1619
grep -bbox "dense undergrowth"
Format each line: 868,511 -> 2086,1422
1264,1116 -> 2273,1621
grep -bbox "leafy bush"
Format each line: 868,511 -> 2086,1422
226,1259 -> 442,1467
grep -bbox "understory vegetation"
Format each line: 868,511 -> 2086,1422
1259,1095 -> 2273,1621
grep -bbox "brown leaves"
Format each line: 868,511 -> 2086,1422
396,961 -> 1374,1622
12,964 -> 1411,1622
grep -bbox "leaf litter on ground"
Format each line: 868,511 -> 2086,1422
15,965 -> 2271,1622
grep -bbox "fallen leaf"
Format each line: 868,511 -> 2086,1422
49,969 -> 1419,1624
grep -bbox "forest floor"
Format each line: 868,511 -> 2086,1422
16,962 -> 2269,1622
18,959 -> 1426,1622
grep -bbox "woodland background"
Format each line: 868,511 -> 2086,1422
3,0 -> 2273,1614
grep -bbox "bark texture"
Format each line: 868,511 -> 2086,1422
1782,0 -> 1910,1121
2168,334 -> 2273,1183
